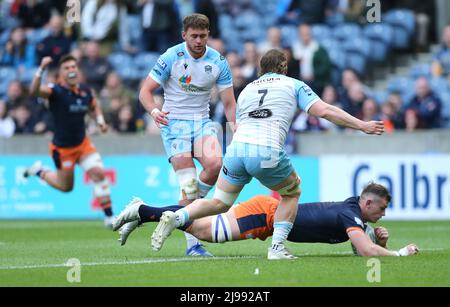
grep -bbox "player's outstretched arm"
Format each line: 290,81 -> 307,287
349,229 -> 419,257
139,77 -> 169,127
308,100 -> 385,135
89,93 -> 108,133
30,56 -> 53,99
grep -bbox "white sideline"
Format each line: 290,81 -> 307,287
0,256 -> 257,270
0,248 -> 444,270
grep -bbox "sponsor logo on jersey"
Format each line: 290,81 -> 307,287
249,109 -> 273,119
157,58 -> 167,70
204,65 -> 212,74
184,63 -> 188,70
177,51 -> 185,57
179,75 -> 192,84
301,85 -> 313,96
220,55 -> 225,61
152,68 -> 162,76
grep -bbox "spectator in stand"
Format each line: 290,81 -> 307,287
139,0 -> 181,54
79,41 -> 112,92
195,0 -> 221,39
36,15 -> 73,69
337,69 -> 370,110
3,80 -> 30,108
111,104 -> 137,133
99,72 -> 134,113
225,51 -> 241,69
278,0 -> 327,25
257,26 -> 283,55
240,41 -> 259,83
283,47 -> 300,79
0,26 -> 36,69
0,100 -> 15,138
342,82 -> 366,119
406,77 -> 442,129
404,108 -> 420,132
380,101 -> 396,133
11,103 -> 34,134
16,0 -> 51,29
207,38 -> 226,55
292,24 -> 331,95
361,98 -> 381,122
387,92 -> 406,129
213,0 -> 252,17
432,25 -> 450,79
81,0 -> 129,55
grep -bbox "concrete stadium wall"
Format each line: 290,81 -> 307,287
1,130 -> 450,155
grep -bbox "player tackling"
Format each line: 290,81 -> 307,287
148,49 -> 384,259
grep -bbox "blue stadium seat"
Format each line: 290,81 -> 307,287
108,52 -> 133,70
116,65 -> 140,82
371,90 -> 389,105
280,25 -> 298,48
0,29 -> 11,47
320,38 -> 340,54
429,77 -> 449,94
342,37 -> 371,74
387,77 -> 415,94
327,48 -> 347,71
26,28 -> 50,45
311,24 -> 331,42
234,11 -> 262,30
383,9 -> 415,49
363,23 -> 394,61
0,67 -> 17,82
439,91 -> 450,120
410,64 -> 432,79
18,67 -> 38,84
332,23 -> 362,42
133,52 -> 159,72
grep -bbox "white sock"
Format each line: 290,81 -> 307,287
198,178 -> 213,198
174,208 -> 189,227
184,232 -> 200,249
271,221 -> 293,249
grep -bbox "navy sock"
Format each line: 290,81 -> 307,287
138,205 -> 192,231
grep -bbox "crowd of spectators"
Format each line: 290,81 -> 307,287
0,0 -> 448,153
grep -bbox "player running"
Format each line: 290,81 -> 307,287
24,55 -> 115,228
150,49 -> 384,259
114,183 -> 418,257
138,14 -> 236,256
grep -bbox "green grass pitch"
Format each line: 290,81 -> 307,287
0,220 -> 449,286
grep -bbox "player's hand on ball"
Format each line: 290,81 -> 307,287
151,110 -> 170,127
374,227 -> 389,247
363,120 -> 384,135
40,57 -> 53,69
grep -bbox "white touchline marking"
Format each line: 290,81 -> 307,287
0,248 -> 444,270
0,256 -> 258,270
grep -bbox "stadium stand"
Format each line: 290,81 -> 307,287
0,0 -> 448,140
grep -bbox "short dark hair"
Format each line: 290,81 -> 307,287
59,55 -> 78,67
260,49 -> 287,75
183,13 -> 210,32
361,182 -> 392,203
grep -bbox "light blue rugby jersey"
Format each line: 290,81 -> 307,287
233,73 -> 320,150
149,42 -> 233,120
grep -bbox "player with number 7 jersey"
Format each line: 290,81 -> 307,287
151,49 -> 385,260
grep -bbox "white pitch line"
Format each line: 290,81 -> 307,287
0,248 -> 445,270
0,256 -> 257,270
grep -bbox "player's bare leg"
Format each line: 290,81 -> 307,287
194,135 -> 223,198
151,176 -> 242,251
169,153 -> 213,256
267,171 -> 301,260
86,166 -> 115,228
24,162 -> 75,192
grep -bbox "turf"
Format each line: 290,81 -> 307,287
0,220 -> 449,286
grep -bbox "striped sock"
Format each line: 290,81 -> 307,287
271,221 -> 293,249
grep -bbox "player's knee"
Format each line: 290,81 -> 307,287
207,158 -> 222,175
93,178 -> 111,198
213,188 -> 239,208
277,175 -> 301,198
80,153 -> 104,173
176,168 -> 198,200
89,167 -> 105,182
